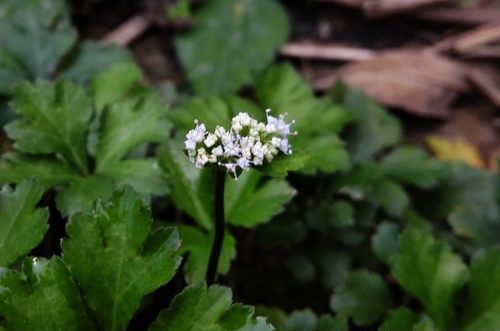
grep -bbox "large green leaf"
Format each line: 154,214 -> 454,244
158,141 -> 214,230
225,170 -> 295,227
177,224 -> 236,283
460,247 -> 500,330
95,94 -> 170,172
330,270 -> 392,326
0,152 -> 80,186
5,81 -> 92,174
0,180 -> 48,267
0,257 -> 95,331
255,64 -> 353,174
391,224 -> 468,329
149,283 -> 274,331
0,0 -> 76,86
175,0 -> 289,94
62,189 -> 181,331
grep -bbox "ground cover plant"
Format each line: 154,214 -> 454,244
0,0 -> 500,330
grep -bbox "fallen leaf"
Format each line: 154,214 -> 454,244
426,135 -> 485,168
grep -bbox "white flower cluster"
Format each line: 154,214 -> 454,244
185,109 -> 295,178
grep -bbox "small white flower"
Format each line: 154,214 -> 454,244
204,134 -> 218,148
212,146 -> 224,156
237,157 -> 251,170
185,139 -> 196,151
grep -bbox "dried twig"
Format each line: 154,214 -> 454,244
101,14 -> 153,46
414,8 -> 500,25
469,68 -> 500,108
433,23 -> 500,56
280,43 -> 375,61
363,0 -> 449,17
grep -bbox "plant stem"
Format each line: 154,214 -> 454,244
206,167 -> 226,285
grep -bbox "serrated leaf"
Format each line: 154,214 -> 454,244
55,176 -> 115,216
0,180 -> 48,267
259,152 -> 310,177
460,247 -> 500,330
149,283 -> 273,331
158,141 -> 214,230
60,41 -> 131,83
0,152 -> 80,186
100,159 -> 169,196
343,89 -> 401,162
255,64 -> 353,174
0,0 -> 77,82
95,94 -> 170,172
391,224 -> 468,329
175,0 -> 289,94
0,257 -> 95,331
62,189 -> 181,331
372,222 -> 400,264
91,60 -> 143,109
5,80 -> 92,174
380,147 -> 448,189
330,270 -> 392,326
177,224 -> 236,283
225,170 -> 295,227
379,308 -> 420,331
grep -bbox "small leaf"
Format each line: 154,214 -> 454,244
175,0 -> 289,94
372,180 -> 409,217
55,176 -> 115,216
259,152 -> 310,177
225,170 -> 295,227
0,152 -> 80,186
330,270 -> 393,326
158,141 -> 214,230
91,60 -> 143,109
177,224 -> 236,283
380,147 -> 448,189
149,283 -> 273,331
372,222 -> 400,264
62,189 -> 181,331
5,81 -> 92,174
391,223 -> 468,329
460,247 -> 500,330
285,309 -> 317,331
426,135 -> 484,168
379,308 -> 420,331
0,180 -> 48,267
0,257 -> 95,331
96,94 -> 170,172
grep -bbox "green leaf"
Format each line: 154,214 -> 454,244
259,152 -> 310,177
149,283 -> 273,331
100,159 -> 169,196
372,222 -> 400,264
91,60 -> 143,109
372,180 -> 409,217
460,247 -> 500,330
342,89 -> 401,162
5,81 -> 92,174
391,224 -> 468,329
158,141 -> 214,230
0,0 -> 77,82
330,270 -> 392,326
61,189 -> 181,331
255,64 -> 353,174
379,308 -> 420,331
55,176 -> 115,216
60,41 -> 132,83
177,224 -> 236,283
380,147 -> 448,189
95,94 -> 170,172
0,152 -> 80,186
225,170 -> 295,227
175,0 -> 289,94
0,257 -> 95,331
285,309 -> 317,331
0,180 -> 48,267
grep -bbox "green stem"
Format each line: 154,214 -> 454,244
206,167 -> 226,285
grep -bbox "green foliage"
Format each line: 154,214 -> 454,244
175,0 -> 289,94
330,270 -> 392,326
149,283 -> 274,331
0,257 -> 95,331
62,189 -> 181,331
391,223 -> 468,329
0,180 -> 48,267
379,308 -> 420,331
1,80 -> 169,215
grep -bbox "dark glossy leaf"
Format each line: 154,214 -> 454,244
62,189 -> 181,331
0,180 -> 48,267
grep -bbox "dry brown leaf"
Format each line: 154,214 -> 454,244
314,50 -> 469,118
426,135 -> 485,168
